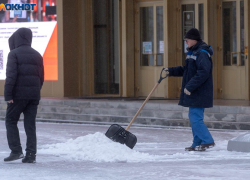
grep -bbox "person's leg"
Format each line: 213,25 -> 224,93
189,107 -> 214,146
5,100 -> 26,154
190,126 -> 202,147
4,100 -> 27,161
188,108 -> 202,148
23,100 -> 39,155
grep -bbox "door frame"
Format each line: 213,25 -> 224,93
218,0 -> 249,99
134,1 -> 166,97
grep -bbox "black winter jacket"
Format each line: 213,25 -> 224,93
4,28 -> 44,101
168,41 -> 213,108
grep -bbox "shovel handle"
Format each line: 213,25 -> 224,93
158,68 -> 168,83
126,83 -> 159,131
126,68 -> 168,130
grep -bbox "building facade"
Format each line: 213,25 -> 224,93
0,0 -> 249,100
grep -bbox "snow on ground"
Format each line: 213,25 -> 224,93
40,132 -> 158,162
39,131 -> 250,163
1,121 -> 250,180
230,132 -> 250,142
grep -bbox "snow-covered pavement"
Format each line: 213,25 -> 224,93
0,121 -> 250,180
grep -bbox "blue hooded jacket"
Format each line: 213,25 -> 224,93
168,41 -> 213,108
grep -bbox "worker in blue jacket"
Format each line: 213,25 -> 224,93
165,28 -> 215,151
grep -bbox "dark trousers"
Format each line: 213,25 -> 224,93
5,100 -> 39,154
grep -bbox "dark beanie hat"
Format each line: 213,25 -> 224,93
184,28 -> 201,41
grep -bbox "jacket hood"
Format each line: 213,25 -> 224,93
191,41 -> 214,56
9,28 -> 32,50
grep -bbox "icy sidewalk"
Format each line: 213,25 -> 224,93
0,121 -> 250,180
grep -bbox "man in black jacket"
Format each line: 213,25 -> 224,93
4,28 -> 44,163
165,28 -> 215,151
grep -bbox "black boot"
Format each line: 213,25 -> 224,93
185,146 -> 196,151
4,153 -> 24,162
22,152 -> 36,163
197,142 -> 215,151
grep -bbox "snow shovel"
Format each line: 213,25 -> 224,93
105,68 -> 168,149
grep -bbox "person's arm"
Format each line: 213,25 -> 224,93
167,66 -> 186,77
185,52 -> 211,92
40,57 -> 44,88
4,52 -> 18,101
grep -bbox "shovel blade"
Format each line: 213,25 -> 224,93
105,124 -> 137,149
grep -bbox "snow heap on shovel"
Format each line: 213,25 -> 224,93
40,132 -> 158,162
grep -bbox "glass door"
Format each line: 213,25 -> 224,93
181,0 -> 206,65
135,2 -> 165,97
177,0 -> 207,97
221,0 -> 245,99
140,6 -> 164,67
93,0 -> 119,95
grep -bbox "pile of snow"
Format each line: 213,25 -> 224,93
39,132 -> 250,163
39,132 -> 158,162
230,133 -> 250,142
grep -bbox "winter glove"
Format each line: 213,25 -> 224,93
7,100 -> 13,103
184,88 -> 191,95
164,68 -> 169,75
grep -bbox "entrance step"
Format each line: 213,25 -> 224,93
0,98 -> 250,130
